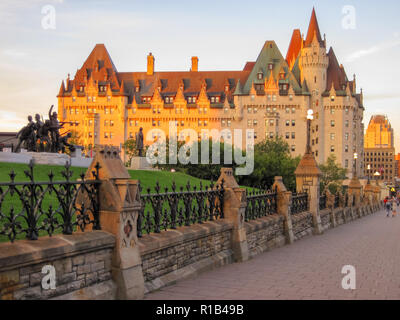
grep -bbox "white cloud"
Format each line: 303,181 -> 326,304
345,38 -> 400,63
0,111 -> 25,131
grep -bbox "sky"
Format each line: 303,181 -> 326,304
1,0 -> 400,150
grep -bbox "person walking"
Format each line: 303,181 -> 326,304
384,196 -> 392,217
391,196 -> 397,217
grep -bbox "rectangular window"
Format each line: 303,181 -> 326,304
291,145 -> 295,152
104,120 -> 108,126
253,120 -> 258,126
110,120 -> 114,127
291,120 -> 295,126
330,133 -> 335,140
291,132 -> 295,139
331,120 -> 335,127
285,132 -> 290,139
286,120 -> 290,126
227,120 -> 231,127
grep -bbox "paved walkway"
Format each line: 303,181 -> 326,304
145,209 -> 400,300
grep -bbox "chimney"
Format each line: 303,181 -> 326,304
147,52 -> 154,75
191,56 -> 199,72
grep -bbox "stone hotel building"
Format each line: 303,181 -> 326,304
57,9 -> 365,176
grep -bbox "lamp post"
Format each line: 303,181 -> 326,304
374,171 -> 380,182
367,164 -> 371,184
306,109 -> 313,154
353,152 -> 358,179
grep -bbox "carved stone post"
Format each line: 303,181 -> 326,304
294,151 -> 323,235
85,146 -> 145,300
326,190 -> 337,228
217,168 -> 249,262
348,176 -> 362,207
272,176 -> 294,244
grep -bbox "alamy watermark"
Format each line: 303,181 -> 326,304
342,5 -> 356,30
41,265 -> 56,290
144,123 -> 255,176
41,5 -> 56,30
341,265 -> 356,290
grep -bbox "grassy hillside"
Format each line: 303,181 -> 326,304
0,162 -> 238,243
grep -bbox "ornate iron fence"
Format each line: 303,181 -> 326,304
334,193 -> 340,208
245,188 -> 277,221
319,194 -> 327,210
137,180 -> 224,237
0,160 -> 101,243
291,192 -> 308,215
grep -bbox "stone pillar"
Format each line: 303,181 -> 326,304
85,146 -> 145,300
216,168 -> 249,262
294,151 -> 323,235
348,176 -> 362,207
326,190 -> 337,228
272,176 -> 294,244
364,182 -> 374,206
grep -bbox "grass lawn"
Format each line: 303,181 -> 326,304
0,162 -> 248,243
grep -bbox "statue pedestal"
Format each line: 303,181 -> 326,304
28,152 -> 70,166
129,157 -> 153,170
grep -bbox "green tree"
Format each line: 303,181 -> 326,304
122,138 -> 138,166
238,137 -> 300,191
156,138 -> 240,181
319,154 -> 347,193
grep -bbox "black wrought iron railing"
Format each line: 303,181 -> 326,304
0,160 -> 101,243
137,180 -> 224,237
334,193 -> 340,208
245,188 -> 277,221
319,194 -> 327,210
291,192 -> 308,215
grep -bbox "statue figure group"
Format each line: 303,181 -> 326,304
15,105 -> 75,153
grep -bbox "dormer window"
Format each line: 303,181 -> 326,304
225,85 -> 229,91
330,96 -> 335,102
268,63 -> 273,70
257,72 -> 263,80
80,86 -> 84,92
135,86 -> 140,92
165,96 -> 173,104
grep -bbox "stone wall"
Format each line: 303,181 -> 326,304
137,220 -> 233,293
0,231 -> 115,300
245,215 -> 286,258
291,212 -> 314,241
320,209 -> 332,231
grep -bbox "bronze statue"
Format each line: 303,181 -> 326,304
13,106 -> 76,154
15,116 -> 36,152
136,127 -> 144,157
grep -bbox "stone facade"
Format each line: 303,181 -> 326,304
245,215 -> 285,258
138,221 -> 233,293
57,9 -> 364,174
0,232 -> 116,300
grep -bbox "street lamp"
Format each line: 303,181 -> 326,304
367,164 -> 371,184
306,109 -> 313,154
353,152 -> 358,179
374,171 -> 380,181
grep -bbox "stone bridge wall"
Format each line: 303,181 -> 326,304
0,232 -> 115,300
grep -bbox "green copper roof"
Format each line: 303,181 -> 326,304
242,41 -> 302,94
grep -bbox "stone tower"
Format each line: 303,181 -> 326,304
299,8 -> 329,162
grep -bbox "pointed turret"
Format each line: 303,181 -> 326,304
304,8 -> 324,48
57,80 -> 65,97
119,80 -> 127,96
233,79 -> 243,95
286,29 -> 303,69
265,72 -> 279,92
